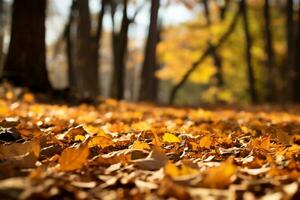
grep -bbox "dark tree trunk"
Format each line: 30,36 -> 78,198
73,0 -> 99,97
209,42 -> 224,87
0,0 -> 4,74
3,0 -> 52,91
139,0 -> 160,102
240,0 -> 258,103
293,3 -> 300,101
89,0 -> 107,96
65,0 -> 77,93
219,0 -> 230,21
263,0 -> 276,102
110,0 -> 130,100
286,0 -> 294,101
203,0 -> 211,26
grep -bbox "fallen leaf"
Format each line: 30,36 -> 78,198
132,147 -> 168,170
59,142 -> 89,171
0,140 -> 40,159
131,140 -> 151,150
163,133 -> 181,143
201,158 -> 237,188
199,135 -> 213,148
88,136 -> 114,148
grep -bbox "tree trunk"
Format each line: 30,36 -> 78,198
139,0 -> 160,102
203,0 -> 211,26
286,0 -> 294,101
240,0 -> 258,103
263,0 -> 276,102
89,0 -> 107,96
0,0 -> 4,74
67,0 -> 99,98
219,0 -> 230,21
3,0 -> 52,91
110,0 -> 130,100
293,3 -> 300,102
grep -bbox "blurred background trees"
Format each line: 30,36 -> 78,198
0,0 -> 300,106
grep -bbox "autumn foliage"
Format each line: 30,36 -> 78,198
0,87 -> 300,199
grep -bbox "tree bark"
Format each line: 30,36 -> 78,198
139,0 -> 160,102
286,0 -> 294,101
89,0 -> 107,96
203,0 -> 211,26
240,0 -> 258,103
3,0 -> 52,91
72,0 -> 99,97
0,0 -> 4,74
110,0 -> 131,100
263,0 -> 276,102
293,3 -> 300,101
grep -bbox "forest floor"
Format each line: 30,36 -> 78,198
0,86 -> 300,200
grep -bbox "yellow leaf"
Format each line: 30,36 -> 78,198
199,135 -> 213,148
59,143 -> 89,172
165,162 -> 198,177
74,135 -> 85,142
163,133 -> 181,143
83,125 -> 111,138
132,122 -> 151,131
88,136 -> 114,148
201,158 -> 237,188
131,141 -> 151,150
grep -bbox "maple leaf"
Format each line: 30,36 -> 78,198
59,142 -> 89,172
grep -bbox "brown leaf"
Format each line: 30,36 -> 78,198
201,158 -> 237,188
132,147 -> 168,170
59,142 -> 89,171
0,140 -> 40,159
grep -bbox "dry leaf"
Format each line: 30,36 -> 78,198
163,133 -> 181,143
132,147 -> 168,170
59,143 -> 89,171
201,158 -> 237,188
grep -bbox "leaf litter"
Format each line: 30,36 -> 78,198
0,88 -> 300,199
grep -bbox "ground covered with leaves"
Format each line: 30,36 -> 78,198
1,88 -> 300,199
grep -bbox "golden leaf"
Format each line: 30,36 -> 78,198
131,141 -> 151,150
88,136 -> 114,148
163,133 -> 181,143
201,158 -> 237,188
59,143 -> 89,172
199,135 -> 213,148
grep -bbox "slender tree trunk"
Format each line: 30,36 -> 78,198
65,0 -> 77,93
203,0 -> 211,26
293,3 -> 300,101
89,0 -> 107,96
0,0 -> 4,75
3,0 -> 51,91
209,42 -> 224,87
240,0 -> 257,103
110,0 -> 130,100
70,0 -> 99,98
219,0 -> 230,21
263,0 -> 276,102
139,0 -> 160,102
286,0 -> 294,101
